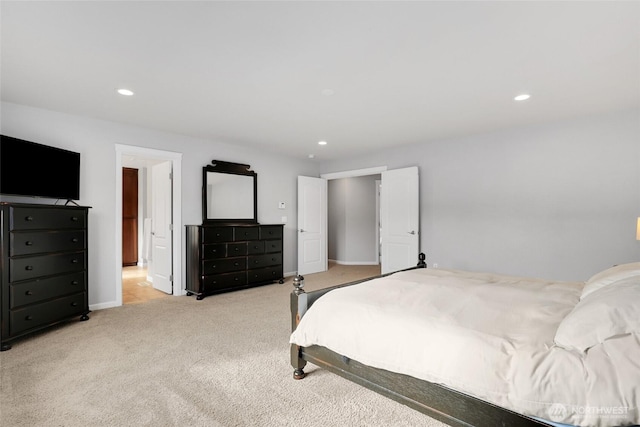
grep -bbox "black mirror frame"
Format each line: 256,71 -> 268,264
202,160 -> 258,224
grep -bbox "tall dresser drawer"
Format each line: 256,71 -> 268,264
10,230 -> 86,256
10,251 -> 86,282
10,272 -> 86,308
10,207 -> 86,231
10,292 -> 87,335
202,257 -> 246,275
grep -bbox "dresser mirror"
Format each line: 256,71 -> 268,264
203,160 -> 257,224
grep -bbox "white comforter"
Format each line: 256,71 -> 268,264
289,268 -> 640,427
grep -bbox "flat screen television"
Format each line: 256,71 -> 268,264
0,135 -> 81,201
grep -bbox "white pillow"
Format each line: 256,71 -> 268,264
580,262 -> 640,299
555,276 -> 640,352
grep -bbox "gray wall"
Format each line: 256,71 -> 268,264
321,109 -> 640,281
0,101 -> 320,307
328,176 -> 379,264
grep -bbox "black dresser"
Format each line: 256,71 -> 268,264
0,203 -> 90,350
185,224 -> 284,299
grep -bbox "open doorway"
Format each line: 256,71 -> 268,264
298,166 -> 419,276
115,144 -> 183,307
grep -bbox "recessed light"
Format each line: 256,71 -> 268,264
514,94 -> 530,101
318,140 -> 327,146
117,88 -> 134,96
308,154 -> 315,159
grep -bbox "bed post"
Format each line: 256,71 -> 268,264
417,252 -> 426,268
290,274 -> 307,379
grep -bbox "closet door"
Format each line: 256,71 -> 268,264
122,167 -> 139,266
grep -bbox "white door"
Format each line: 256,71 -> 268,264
151,161 -> 173,294
297,176 -> 327,275
380,167 -> 419,274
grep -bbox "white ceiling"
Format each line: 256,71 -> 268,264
2,1 -> 639,161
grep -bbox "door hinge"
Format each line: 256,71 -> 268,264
169,171 -> 173,180
169,274 -> 173,282
169,223 -> 173,231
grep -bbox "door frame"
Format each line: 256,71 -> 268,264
320,165 -> 388,268
115,144 -> 183,306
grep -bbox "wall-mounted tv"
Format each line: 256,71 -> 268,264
0,135 -> 81,201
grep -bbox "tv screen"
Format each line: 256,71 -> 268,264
0,135 -> 81,201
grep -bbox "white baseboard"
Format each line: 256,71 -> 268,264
329,259 -> 380,266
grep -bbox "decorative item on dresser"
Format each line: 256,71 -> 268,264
185,160 -> 284,300
0,202 -> 90,351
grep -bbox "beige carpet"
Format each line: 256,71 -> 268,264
0,263 -> 446,427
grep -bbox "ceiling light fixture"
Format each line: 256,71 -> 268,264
514,94 -> 530,101
318,140 -> 327,146
117,88 -> 134,96
308,154 -> 315,159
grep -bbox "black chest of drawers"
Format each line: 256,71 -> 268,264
0,203 -> 90,350
185,224 -> 284,299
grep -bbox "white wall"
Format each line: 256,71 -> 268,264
321,109 -> 640,281
0,102 -> 320,307
328,176 -> 379,264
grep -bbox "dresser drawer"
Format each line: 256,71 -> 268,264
10,206 -> 86,231
227,242 -> 248,257
247,253 -> 282,269
264,240 -> 282,253
10,230 -> 86,256
202,257 -> 246,275
202,271 -> 247,293
247,241 -> 265,255
202,227 -> 233,243
10,272 -> 86,308
202,243 -> 227,259
10,292 -> 86,336
233,226 -> 259,241
248,267 -> 282,284
260,225 -> 283,240
10,251 -> 86,282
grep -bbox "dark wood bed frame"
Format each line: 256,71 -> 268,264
290,254 -> 554,427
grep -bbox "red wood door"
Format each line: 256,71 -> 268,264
122,167 -> 139,266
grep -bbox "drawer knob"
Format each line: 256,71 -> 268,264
25,216 -> 34,222
25,241 -> 34,246
25,315 -> 33,321
71,280 -> 79,285
71,238 -> 79,243
234,262 -> 240,266
71,259 -> 79,264
25,290 -> 33,296
25,265 -> 34,271
71,216 -> 79,222
71,302 -> 78,307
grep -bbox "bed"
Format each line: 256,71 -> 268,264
289,256 -> 640,427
